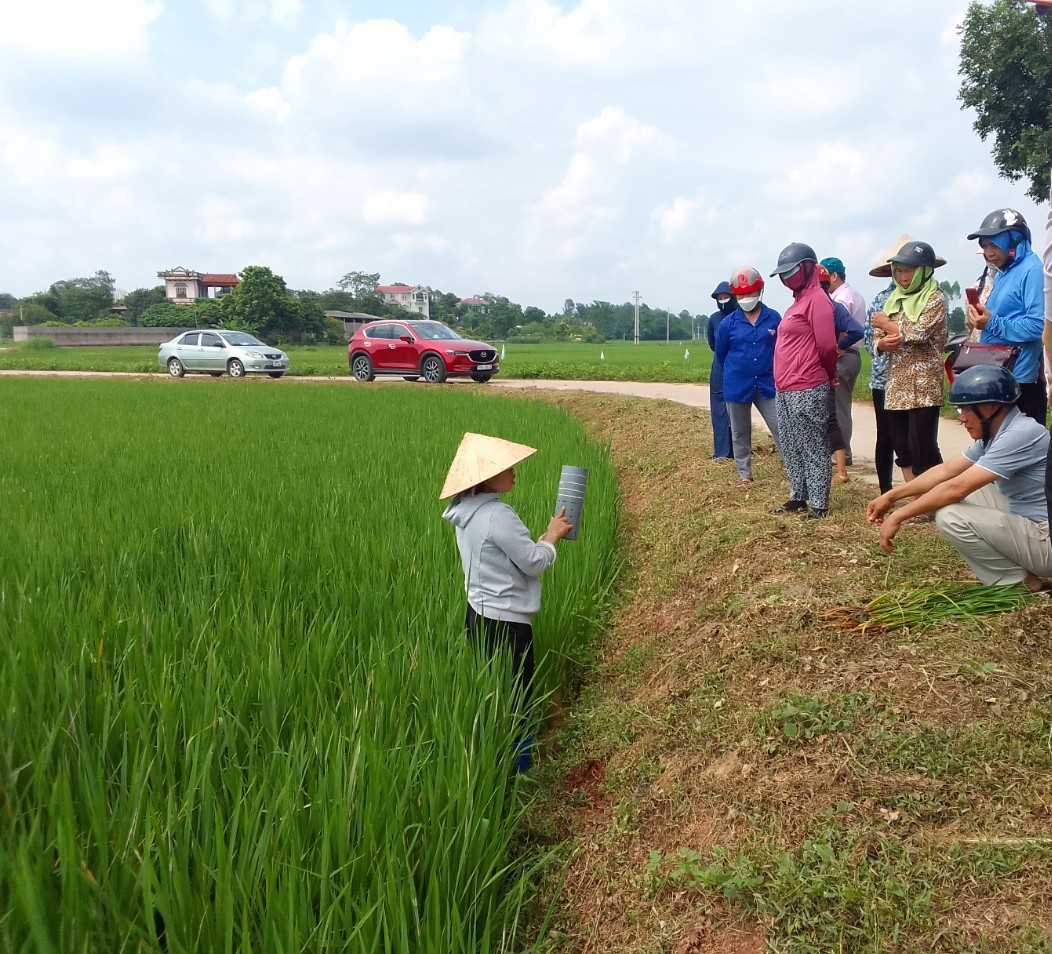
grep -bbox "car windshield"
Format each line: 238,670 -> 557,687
219,332 -> 265,347
412,323 -> 461,341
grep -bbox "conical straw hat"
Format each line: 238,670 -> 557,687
869,234 -> 947,277
439,432 -> 538,500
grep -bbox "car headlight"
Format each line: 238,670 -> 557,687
446,349 -> 469,356
243,351 -> 263,357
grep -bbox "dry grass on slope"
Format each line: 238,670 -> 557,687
523,391 -> 1052,954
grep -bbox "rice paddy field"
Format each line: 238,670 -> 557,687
0,377 -> 620,952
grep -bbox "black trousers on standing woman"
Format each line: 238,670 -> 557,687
887,405 -> 942,477
465,604 -> 535,706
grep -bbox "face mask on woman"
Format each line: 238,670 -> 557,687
737,295 -> 761,312
780,264 -> 809,292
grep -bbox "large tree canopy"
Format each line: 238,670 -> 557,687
958,0 -> 1052,201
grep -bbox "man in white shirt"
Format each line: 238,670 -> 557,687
867,366 -> 1051,591
821,256 -> 866,466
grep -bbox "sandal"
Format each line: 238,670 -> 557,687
832,474 -> 850,485
771,500 -> 808,515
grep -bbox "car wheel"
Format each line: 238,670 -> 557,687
470,373 -> 492,383
421,354 -> 447,383
267,371 -> 285,379
351,353 -> 375,382
167,357 -> 185,378
402,375 -> 420,382
227,359 -> 246,378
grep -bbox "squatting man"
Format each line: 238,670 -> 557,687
865,366 -> 1052,592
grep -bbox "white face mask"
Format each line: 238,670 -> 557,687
737,295 -> 761,312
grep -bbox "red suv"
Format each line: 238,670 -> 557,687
348,320 -> 500,384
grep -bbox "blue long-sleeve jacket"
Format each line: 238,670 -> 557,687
715,304 -> 781,403
833,300 -> 864,351
707,281 -> 734,392
982,246 -> 1044,384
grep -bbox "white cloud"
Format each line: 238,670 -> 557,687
1,0 -> 162,58
280,19 -> 468,104
479,0 -> 629,66
200,0 -> 302,27
361,192 -> 431,226
0,0 -> 1046,317
244,87 -> 291,122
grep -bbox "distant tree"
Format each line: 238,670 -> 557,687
221,266 -> 323,341
938,280 -> 962,309
486,298 -> 525,338
522,305 -> 547,326
19,290 -> 61,321
337,270 -> 381,298
958,0 -> 1052,201
563,298 -> 576,318
313,289 -> 357,312
0,293 -> 16,310
120,286 -> 166,325
139,303 -> 201,328
428,289 -> 460,325
948,306 -> 967,334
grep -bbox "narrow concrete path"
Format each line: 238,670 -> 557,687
490,378 -> 974,470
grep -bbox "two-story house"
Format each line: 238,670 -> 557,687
375,284 -> 430,319
158,267 -> 239,305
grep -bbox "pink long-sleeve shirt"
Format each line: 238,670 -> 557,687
774,278 -> 839,393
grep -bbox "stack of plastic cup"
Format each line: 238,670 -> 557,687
555,465 -> 588,540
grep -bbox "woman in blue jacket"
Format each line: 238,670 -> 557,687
706,282 -> 736,459
715,267 -> 782,484
965,208 -> 1046,423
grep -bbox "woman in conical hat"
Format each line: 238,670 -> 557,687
440,433 -> 572,769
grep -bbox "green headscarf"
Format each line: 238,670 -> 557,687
882,265 -> 936,323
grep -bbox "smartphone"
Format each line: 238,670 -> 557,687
965,287 -> 980,307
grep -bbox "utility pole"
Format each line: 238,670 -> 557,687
632,290 -> 641,345
666,306 -> 671,342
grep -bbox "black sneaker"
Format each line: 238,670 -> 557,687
771,500 -> 808,514
803,508 -> 829,520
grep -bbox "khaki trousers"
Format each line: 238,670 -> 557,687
935,485 -> 1052,585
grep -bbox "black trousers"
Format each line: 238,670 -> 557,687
872,389 -> 914,494
1018,377 -> 1048,426
465,605 -> 535,705
887,405 -> 942,477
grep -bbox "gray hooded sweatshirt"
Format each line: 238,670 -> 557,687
442,492 -> 557,624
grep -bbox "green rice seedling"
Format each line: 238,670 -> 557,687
0,378 -> 619,952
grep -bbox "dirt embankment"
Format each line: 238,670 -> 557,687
525,390 -> 1052,954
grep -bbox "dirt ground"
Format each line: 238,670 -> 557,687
519,390 -> 1052,954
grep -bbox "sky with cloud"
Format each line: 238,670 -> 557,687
0,0 -> 1045,316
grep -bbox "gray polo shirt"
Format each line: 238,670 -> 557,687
964,407 -> 1050,523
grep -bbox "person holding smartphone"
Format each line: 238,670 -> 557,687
965,208 -> 1047,423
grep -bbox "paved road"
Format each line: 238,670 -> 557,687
0,369 -> 973,481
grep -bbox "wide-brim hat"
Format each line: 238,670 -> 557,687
439,432 -> 537,500
868,234 -> 947,278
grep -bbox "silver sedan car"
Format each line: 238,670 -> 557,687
158,330 -> 290,379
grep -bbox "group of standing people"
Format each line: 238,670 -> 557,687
705,206 -> 1052,592
708,241 -> 854,518
434,201 -> 1052,776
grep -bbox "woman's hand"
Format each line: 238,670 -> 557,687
876,331 -> 901,353
540,507 -> 574,544
871,311 -> 894,333
967,303 -> 990,330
